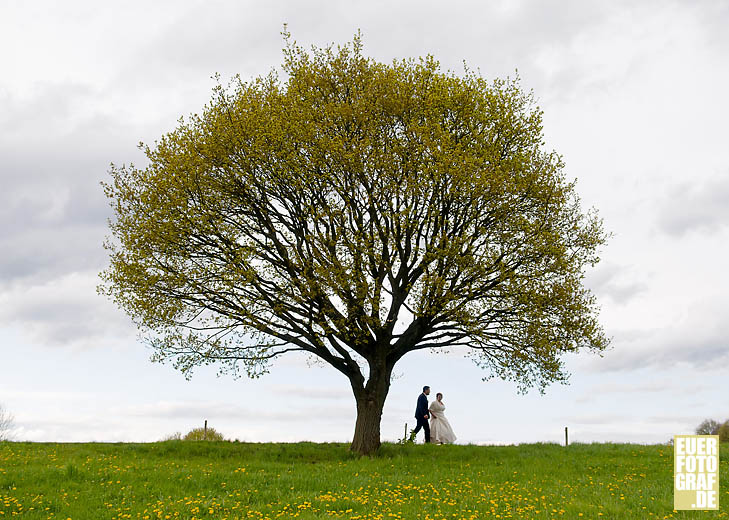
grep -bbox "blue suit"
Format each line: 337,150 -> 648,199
413,392 -> 431,442
415,393 -> 429,420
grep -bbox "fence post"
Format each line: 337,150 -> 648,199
204,419 -> 208,441
404,422 -> 408,441
565,426 -> 568,447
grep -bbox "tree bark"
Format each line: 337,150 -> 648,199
349,361 -> 391,455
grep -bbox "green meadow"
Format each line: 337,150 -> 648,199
1,441 -> 727,519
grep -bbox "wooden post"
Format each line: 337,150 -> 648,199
565,426 -> 568,447
404,422 -> 408,442
204,420 -> 208,441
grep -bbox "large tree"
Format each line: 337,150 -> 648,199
101,34 -> 608,455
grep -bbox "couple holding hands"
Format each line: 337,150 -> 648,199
412,385 -> 457,444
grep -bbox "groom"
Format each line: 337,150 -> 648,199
412,385 -> 431,443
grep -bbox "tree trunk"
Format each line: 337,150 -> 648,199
349,362 -> 391,455
350,392 -> 387,455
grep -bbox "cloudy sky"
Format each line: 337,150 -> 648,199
1,0 -> 728,445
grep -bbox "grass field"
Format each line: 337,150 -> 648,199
1,441 -> 727,519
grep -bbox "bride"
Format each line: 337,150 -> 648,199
428,392 -> 457,444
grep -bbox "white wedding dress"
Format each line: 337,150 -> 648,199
429,399 -> 457,444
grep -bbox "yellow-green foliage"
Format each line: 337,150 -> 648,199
101,31 -> 608,454
182,427 -> 225,441
719,421 -> 729,443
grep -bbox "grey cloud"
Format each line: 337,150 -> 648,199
116,399 -> 355,423
564,414 -> 628,425
0,82 -> 147,347
694,0 -> 729,53
0,225 -> 108,285
130,2 -> 285,76
0,48 -> 211,349
604,283 -> 648,305
585,262 -> 648,305
561,414 -> 710,432
657,175 -> 729,236
0,84 -> 141,287
585,380 -> 708,396
109,0 -> 615,110
573,378 -> 713,406
0,1 -> 654,288
116,400 -> 248,420
2,0 -> 727,357
644,415 -> 709,425
526,0 -> 729,111
11,415 -> 177,443
269,385 -> 350,400
114,398 -> 409,427
0,82 -> 89,133
0,271 -> 136,346
587,322 -> 729,373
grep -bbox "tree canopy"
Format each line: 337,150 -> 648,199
101,33 -> 608,454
